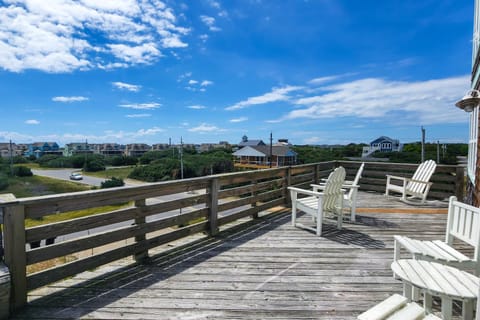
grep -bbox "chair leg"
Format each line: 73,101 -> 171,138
316,211 -> 322,236
291,201 -> 297,226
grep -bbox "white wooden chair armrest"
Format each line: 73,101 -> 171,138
288,186 -> 324,197
386,175 -> 408,182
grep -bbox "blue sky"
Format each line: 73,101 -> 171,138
0,0 -> 474,146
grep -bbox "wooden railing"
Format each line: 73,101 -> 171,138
0,160 -> 464,314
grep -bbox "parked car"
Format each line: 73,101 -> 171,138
69,172 -> 83,180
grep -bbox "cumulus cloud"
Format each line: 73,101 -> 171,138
52,96 -> 89,102
119,102 -> 161,110
188,123 -> 221,133
112,81 -> 141,92
0,0 -> 189,73
125,113 -> 151,118
201,80 -> 213,86
230,117 -> 248,123
281,76 -> 469,125
25,119 -> 40,125
184,79 -> 213,91
0,127 -> 164,144
226,85 -> 303,111
200,15 -> 221,32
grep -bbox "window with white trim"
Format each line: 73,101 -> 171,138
468,106 -> 478,184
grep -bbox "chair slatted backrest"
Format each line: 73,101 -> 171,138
406,160 -> 436,194
351,162 -> 364,186
446,196 -> 480,263
322,166 -> 346,211
346,162 -> 364,199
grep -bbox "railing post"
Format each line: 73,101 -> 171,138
313,164 -> 319,184
250,179 -> 259,219
455,165 -> 465,201
2,194 -> 27,312
285,167 -> 292,205
134,199 -> 149,263
208,178 -> 219,236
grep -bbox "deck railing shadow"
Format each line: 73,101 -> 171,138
14,211 -> 291,319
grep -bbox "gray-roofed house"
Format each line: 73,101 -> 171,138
233,145 -> 297,168
238,135 -> 266,147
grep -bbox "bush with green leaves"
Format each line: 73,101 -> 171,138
100,177 -> 125,188
0,173 -> 9,190
107,155 -> 138,166
13,166 -> 33,177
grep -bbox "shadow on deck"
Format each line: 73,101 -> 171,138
11,192 -> 451,319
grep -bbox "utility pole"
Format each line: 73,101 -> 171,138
9,139 -> 13,176
269,132 -> 273,168
421,126 -> 425,163
437,140 -> 440,164
180,137 -> 184,179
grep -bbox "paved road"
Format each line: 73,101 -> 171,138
32,169 -> 107,187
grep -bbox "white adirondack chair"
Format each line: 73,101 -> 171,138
313,162 -> 364,221
385,160 -> 437,204
394,196 -> 480,276
288,166 -> 346,236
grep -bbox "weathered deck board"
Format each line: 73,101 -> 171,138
10,192 -> 461,320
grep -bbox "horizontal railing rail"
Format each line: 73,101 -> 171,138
0,160 -> 464,313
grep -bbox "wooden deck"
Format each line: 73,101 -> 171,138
10,192 -> 457,319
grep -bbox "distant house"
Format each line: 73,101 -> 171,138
94,143 -> 124,156
238,135 -> 266,147
233,145 -> 297,168
124,143 -> 151,157
63,142 -> 93,157
362,136 -> 402,158
25,142 -> 61,158
151,143 -> 171,151
199,141 -> 230,153
0,142 -> 23,158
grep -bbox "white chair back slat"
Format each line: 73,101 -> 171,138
346,162 -> 364,199
406,160 -> 436,194
447,197 -> 480,248
323,167 -> 345,212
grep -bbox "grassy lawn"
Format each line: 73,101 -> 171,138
2,175 -> 91,198
85,166 -> 136,180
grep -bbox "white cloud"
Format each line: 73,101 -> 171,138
201,80 -> 213,86
281,75 -> 470,125
188,123 -> 221,133
0,0 -> 189,73
187,105 -> 206,109
112,81 -> 141,92
226,85 -> 303,110
200,15 -> 221,32
52,96 -> 89,102
188,79 -> 199,85
0,126 -> 164,144
125,113 -> 151,118
25,119 -> 40,125
230,117 -> 248,123
119,102 -> 161,110
199,34 -> 209,43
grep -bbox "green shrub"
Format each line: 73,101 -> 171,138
101,177 -> 125,189
0,173 -> 9,190
13,166 -> 33,177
